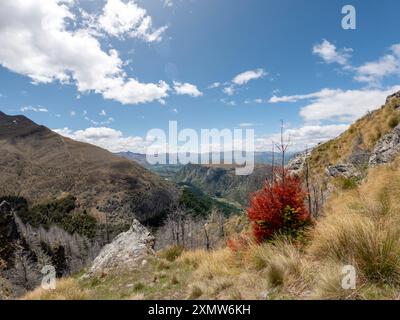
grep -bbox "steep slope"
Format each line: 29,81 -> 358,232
302,92 -> 400,180
0,112 -> 178,227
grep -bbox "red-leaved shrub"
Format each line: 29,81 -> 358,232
247,170 -> 310,243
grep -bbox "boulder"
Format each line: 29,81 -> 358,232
85,219 -> 155,276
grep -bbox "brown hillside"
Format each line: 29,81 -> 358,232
0,111 -> 178,227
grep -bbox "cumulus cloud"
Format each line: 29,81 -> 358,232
173,81 -> 202,97
232,69 -> 267,85
256,124 -> 350,151
313,39 -> 352,66
0,0 -> 169,105
355,44 -> 400,85
270,86 -> 400,122
20,106 -> 48,113
97,0 -> 167,42
53,127 -> 151,153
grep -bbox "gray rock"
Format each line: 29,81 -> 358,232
85,219 -> 154,277
369,124 -> 400,166
326,163 -> 361,179
287,150 -> 311,175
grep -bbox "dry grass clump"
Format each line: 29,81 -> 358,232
193,249 -> 238,280
248,238 -> 307,286
23,278 -> 88,300
310,163 -> 400,289
310,205 -> 400,285
188,284 -> 203,299
313,262 -> 360,300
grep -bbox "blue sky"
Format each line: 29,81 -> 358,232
1,0 -> 400,152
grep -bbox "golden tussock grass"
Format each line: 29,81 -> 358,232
22,278 -> 88,300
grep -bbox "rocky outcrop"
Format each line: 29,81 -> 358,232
369,124 -> 400,166
326,164 -> 362,179
287,150 -> 311,175
85,220 -> 154,276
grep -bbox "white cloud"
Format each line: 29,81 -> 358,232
256,124 -> 350,151
207,82 -> 221,89
97,0 -> 167,42
70,111 -> 76,116
84,115 -> 115,126
223,86 -> 235,96
53,127 -> 151,153
355,44 -> 400,84
232,68 -> 267,85
270,86 -> 400,122
0,0 -> 169,105
313,39 -> 352,66
269,88 -> 338,103
20,106 -> 48,113
173,81 -> 203,97
99,109 -> 107,116
245,98 -> 264,104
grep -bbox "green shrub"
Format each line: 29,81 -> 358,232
160,245 -> 184,262
339,177 -> 359,190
